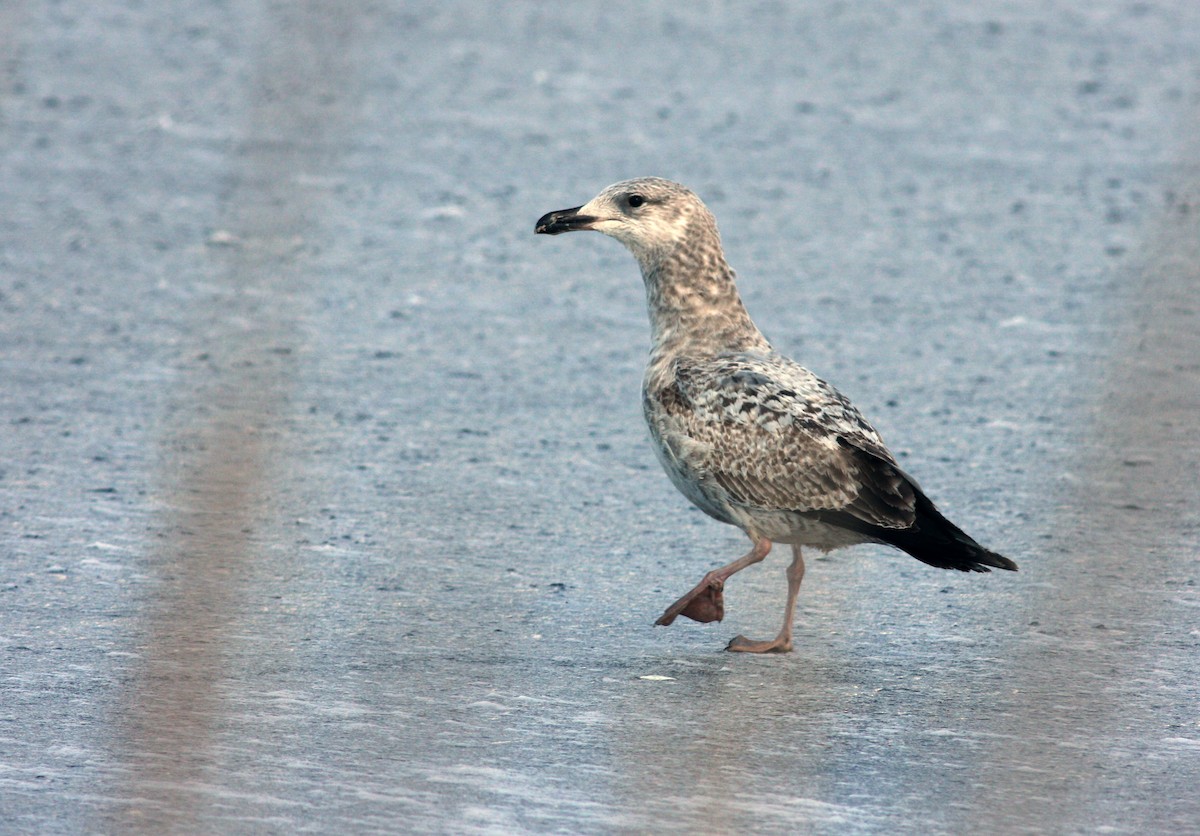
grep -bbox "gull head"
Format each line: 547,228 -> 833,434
536,177 -> 716,270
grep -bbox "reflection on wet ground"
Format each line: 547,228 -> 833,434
110,4 -> 359,828
963,163 -> 1200,832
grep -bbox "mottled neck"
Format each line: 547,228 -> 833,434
641,242 -> 769,360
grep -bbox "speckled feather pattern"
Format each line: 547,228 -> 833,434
538,177 -> 1014,572
579,178 -> 915,548
644,350 -> 918,546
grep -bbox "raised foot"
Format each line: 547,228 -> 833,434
654,576 -> 725,626
725,634 -> 793,654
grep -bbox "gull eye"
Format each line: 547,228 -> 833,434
627,194 -> 646,208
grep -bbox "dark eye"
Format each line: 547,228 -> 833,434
627,194 -> 645,208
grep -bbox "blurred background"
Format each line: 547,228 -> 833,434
2,1 -> 1198,832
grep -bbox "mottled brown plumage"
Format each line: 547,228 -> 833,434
536,177 -> 1016,653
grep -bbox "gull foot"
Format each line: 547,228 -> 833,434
725,634 -> 793,654
655,578 -> 725,626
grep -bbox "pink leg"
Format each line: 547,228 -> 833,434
655,538 -> 772,626
726,544 -> 806,654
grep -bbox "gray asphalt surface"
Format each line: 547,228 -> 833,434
3,2 -> 1199,833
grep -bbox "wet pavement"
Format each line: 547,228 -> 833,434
2,2 -> 1199,833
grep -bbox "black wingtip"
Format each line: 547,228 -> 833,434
892,492 -> 1018,573
820,486 -> 1017,573
964,546 -> 1018,573
824,440 -> 1017,574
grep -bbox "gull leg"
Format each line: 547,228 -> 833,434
655,538 -> 772,626
726,544 -> 805,654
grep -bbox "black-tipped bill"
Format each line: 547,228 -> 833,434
535,206 -> 597,235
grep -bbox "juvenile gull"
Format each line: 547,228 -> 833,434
535,177 -> 1017,653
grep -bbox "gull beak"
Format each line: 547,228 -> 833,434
535,205 -> 598,235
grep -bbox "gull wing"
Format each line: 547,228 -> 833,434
656,352 -> 917,529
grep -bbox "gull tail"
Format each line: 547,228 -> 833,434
876,490 -> 1018,573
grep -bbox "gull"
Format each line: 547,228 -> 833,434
535,177 -> 1016,653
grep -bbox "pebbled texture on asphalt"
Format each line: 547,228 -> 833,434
1,2 -> 1198,833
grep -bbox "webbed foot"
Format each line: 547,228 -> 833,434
655,576 -> 725,626
725,634 -> 793,654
